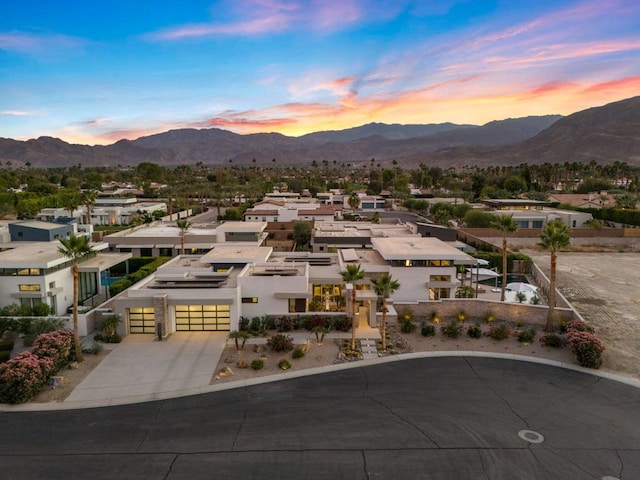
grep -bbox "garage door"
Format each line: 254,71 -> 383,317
175,304 -> 231,331
129,307 -> 155,334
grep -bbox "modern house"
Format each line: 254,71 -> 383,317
104,221 -> 268,257
107,236 -> 475,336
482,199 -> 592,229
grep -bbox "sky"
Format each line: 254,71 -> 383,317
1,0 -> 639,146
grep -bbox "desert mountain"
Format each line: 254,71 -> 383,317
2,97 -> 638,168
400,96 -> 640,168
0,115 -> 562,168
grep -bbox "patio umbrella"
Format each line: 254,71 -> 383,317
506,282 -> 538,293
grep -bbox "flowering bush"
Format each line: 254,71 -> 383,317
441,320 -> 463,339
0,329 -> 74,404
563,320 -> 595,334
32,329 -> 73,373
0,351 -> 46,404
566,330 -> 605,369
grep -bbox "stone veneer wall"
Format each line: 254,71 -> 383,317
153,294 -> 169,338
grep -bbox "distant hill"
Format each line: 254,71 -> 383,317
1,97 -> 638,168
399,96 -> 640,168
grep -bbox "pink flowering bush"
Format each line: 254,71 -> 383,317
565,330 -> 605,369
0,329 -> 74,404
563,319 -> 595,334
0,351 -> 46,404
32,329 -> 73,373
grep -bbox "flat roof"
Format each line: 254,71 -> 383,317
78,252 -> 132,273
371,237 -> 475,263
10,220 -> 69,231
216,221 -> 267,233
200,245 -> 272,264
0,241 -> 108,268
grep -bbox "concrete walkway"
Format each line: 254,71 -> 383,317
66,332 -> 227,404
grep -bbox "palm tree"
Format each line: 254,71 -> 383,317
371,273 -> 400,351
539,219 -> 571,331
491,214 -> 519,301
58,234 -> 94,363
176,219 -> 192,255
81,189 -> 98,226
340,263 -> 365,350
348,192 -> 361,212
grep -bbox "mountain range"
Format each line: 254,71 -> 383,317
1,96 -> 639,168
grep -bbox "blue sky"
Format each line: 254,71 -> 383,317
1,0 -> 639,145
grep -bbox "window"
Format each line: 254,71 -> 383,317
429,288 -> 450,300
532,220 -> 543,229
429,260 -> 452,267
140,248 -> 153,257
242,297 -> 258,304
429,275 -> 451,282
289,298 -> 306,313
17,268 -> 41,276
19,284 -> 41,292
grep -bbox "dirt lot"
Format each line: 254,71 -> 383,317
527,251 -> 640,379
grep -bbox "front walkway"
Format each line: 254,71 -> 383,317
66,332 -> 227,404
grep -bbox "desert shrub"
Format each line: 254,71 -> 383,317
421,323 -> 436,337
293,315 -> 310,331
398,309 -> 413,322
484,311 -> 496,324
267,333 -> 294,352
238,316 -> 250,331
292,347 -> 306,359
0,317 -> 19,337
278,359 -> 291,370
31,303 -> 53,317
455,310 -> 467,323
82,342 -> 104,355
0,304 -> 23,317
99,315 -> 122,338
307,315 -> 328,331
0,351 -> 47,404
467,324 -> 482,339
441,320 -> 463,339
331,315 -> 351,332
263,316 -> 277,331
250,359 -> 264,370
275,316 -> 294,332
26,317 -> 67,337
563,319 -> 595,334
400,318 -> 417,334
517,328 -> 537,344
540,333 -> 567,348
566,331 -> 605,369
249,316 -> 265,335
489,324 -> 510,341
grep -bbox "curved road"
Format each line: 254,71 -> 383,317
2,357 -> 639,479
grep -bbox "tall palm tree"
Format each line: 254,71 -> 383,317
371,273 -> 400,351
341,263 -> 365,350
348,192 -> 361,212
176,219 -> 192,255
58,234 -> 94,363
539,219 -> 571,331
491,214 -> 519,301
81,189 -> 98,226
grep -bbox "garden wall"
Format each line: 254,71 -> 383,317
393,298 -> 577,328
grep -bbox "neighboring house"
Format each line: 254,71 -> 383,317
483,199 -> 592,229
104,221 -> 268,257
9,220 -> 74,242
244,200 -> 341,222
548,193 -> 616,208
38,197 -> 167,226
311,221 -> 417,252
0,240 -> 129,316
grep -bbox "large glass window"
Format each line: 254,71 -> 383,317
429,288 -> 450,300
429,275 -> 451,282
19,284 -> 41,291
175,304 -> 230,331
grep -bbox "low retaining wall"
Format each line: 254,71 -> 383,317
393,298 -> 577,328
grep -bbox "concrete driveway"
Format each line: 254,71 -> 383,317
66,332 -> 227,404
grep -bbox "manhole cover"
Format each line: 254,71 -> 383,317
517,429 -> 544,444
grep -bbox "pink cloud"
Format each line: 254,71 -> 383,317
582,75 -> 640,94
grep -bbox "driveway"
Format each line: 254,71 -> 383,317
2,357 -> 639,479
66,332 -> 227,404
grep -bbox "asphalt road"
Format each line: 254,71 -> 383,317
2,357 -> 639,479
